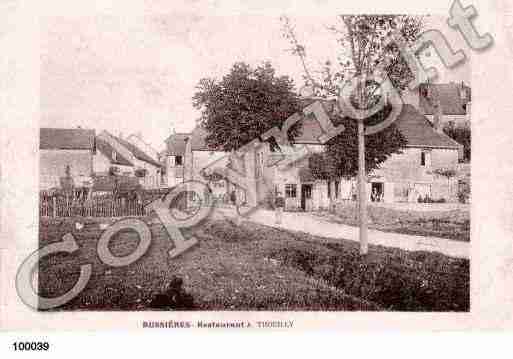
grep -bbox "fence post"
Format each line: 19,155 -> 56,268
52,197 -> 57,218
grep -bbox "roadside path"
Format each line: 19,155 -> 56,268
215,206 -> 470,259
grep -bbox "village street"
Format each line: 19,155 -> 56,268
213,206 -> 470,259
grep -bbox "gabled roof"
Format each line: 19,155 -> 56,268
40,128 -> 96,150
419,82 -> 471,116
96,137 -> 133,166
126,134 -> 160,161
395,104 -> 461,149
164,133 -> 191,155
294,100 -> 460,149
109,134 -> 162,167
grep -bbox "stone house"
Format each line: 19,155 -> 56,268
161,132 -> 190,188
162,128 -> 229,200
356,104 -> 462,204
162,91 -> 464,210
251,101 -> 462,210
39,128 -> 96,190
95,131 -> 163,189
417,82 -> 471,128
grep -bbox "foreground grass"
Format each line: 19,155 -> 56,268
38,217 -> 377,311
38,217 -> 469,311
317,203 -> 470,242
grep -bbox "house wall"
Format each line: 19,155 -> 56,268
40,149 -> 93,190
93,151 -> 134,176
191,150 -> 229,199
263,144 -> 330,211
133,158 -> 161,189
190,150 -> 227,180
425,114 -> 469,128
164,155 -> 184,188
369,147 -> 459,202
164,148 -> 229,196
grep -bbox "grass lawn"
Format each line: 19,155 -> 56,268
38,216 -> 469,311
316,202 -> 470,242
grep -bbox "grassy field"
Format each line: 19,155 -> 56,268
317,202 -> 470,242
38,216 -> 469,311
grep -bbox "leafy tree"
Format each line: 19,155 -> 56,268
192,62 -> 301,151
309,104 -> 407,179
282,15 -> 423,178
443,123 -> 471,162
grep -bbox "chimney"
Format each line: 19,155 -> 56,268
433,99 -> 444,133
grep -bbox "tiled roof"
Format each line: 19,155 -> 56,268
96,137 -> 133,166
40,128 -> 95,150
297,100 -> 461,149
164,133 -> 191,155
395,104 -> 461,149
419,82 -> 471,115
110,134 -> 162,167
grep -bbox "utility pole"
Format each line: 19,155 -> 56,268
358,116 -> 368,255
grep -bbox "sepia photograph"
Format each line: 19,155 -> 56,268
34,12 -> 472,312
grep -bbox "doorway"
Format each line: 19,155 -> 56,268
371,182 -> 384,202
301,184 -> 312,211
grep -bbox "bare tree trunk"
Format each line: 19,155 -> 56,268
358,120 -> 368,255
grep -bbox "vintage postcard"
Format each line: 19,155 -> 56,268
1,0 -> 513,334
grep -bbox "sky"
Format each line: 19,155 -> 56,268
41,14 -> 470,151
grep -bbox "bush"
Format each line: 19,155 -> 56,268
269,245 -> 469,311
418,195 -> 446,204
262,190 -> 276,210
458,185 -> 470,204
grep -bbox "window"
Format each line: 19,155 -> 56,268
285,184 -> 297,198
175,155 -> 183,166
335,180 -> 340,199
303,185 -> 312,199
327,181 -> 331,199
420,150 -> 431,167
112,151 -> 117,161
255,152 -> 265,178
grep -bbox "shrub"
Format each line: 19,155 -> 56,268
458,185 -> 470,204
268,245 -> 469,311
262,190 -> 276,210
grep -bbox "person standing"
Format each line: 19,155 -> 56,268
275,190 -> 285,225
230,189 -> 242,225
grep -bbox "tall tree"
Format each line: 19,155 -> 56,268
443,123 -> 471,162
192,62 -> 301,152
282,15 -> 423,254
282,15 -> 423,178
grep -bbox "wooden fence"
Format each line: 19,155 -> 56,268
40,197 -> 151,218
